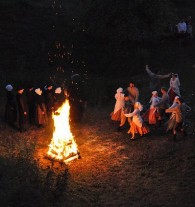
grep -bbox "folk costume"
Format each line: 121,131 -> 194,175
125,102 -> 149,139
111,88 -> 124,121
35,88 -> 48,127
165,97 -> 186,139
4,84 -> 17,127
26,86 -> 36,125
154,89 -> 170,121
118,95 -> 133,131
143,91 -> 161,125
16,87 -> 28,132
45,85 -> 55,117
127,85 -> 139,104
54,87 -> 66,111
168,74 -> 181,104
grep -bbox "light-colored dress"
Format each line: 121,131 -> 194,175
111,88 -> 124,121
125,108 -> 149,136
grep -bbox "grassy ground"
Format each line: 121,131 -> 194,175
0,1 -> 195,206
0,104 -> 195,207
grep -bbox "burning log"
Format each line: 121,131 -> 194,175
47,100 -> 80,164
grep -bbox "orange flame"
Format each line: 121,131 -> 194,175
47,100 -> 79,163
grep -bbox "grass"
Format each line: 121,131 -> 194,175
0,104 -> 194,206
0,1 -> 195,206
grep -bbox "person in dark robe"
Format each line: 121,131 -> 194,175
16,86 -> 28,132
26,85 -> 36,125
44,83 -> 55,130
45,83 -> 55,117
68,86 -> 86,123
35,88 -> 47,127
54,87 -> 66,111
4,84 -> 17,128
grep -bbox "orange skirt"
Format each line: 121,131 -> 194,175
111,109 -> 122,121
148,108 -> 158,125
128,121 -> 150,136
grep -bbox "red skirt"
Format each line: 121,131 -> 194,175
143,108 -> 158,124
111,109 -> 122,121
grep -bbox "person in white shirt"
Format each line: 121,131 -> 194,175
168,73 -> 181,104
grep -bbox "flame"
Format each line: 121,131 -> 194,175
47,100 -> 79,163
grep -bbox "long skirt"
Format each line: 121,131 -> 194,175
128,121 -> 150,136
111,109 -> 122,121
35,105 -> 48,125
168,88 -> 178,105
142,108 -> 158,124
166,116 -> 182,132
4,104 -> 17,125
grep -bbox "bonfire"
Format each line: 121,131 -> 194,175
47,100 -> 80,163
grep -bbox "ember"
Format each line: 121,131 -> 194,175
47,100 -> 80,163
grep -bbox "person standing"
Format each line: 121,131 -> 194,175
111,88 -> 124,121
168,73 -> 181,104
126,82 -> 139,104
35,88 -> 47,128
16,86 -> 28,132
4,84 -> 17,128
26,85 -> 36,125
145,65 -> 171,91
54,87 -> 66,111
45,84 -> 55,117
154,87 -> 170,125
44,84 -> 55,131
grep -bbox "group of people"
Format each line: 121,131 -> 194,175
4,83 -> 67,132
111,65 -> 191,140
5,84 -> 66,132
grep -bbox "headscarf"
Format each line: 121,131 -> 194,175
35,88 -> 42,96
134,102 -> 143,111
116,87 -> 123,93
5,84 -> 13,92
152,91 -> 158,96
55,87 -> 62,94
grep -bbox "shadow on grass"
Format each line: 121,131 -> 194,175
0,155 -> 69,207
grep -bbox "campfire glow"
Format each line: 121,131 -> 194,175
47,100 -> 79,163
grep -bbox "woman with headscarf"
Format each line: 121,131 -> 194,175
165,97 -> 186,140
168,73 -> 181,104
125,102 -> 150,140
111,88 -> 124,121
4,84 -> 17,128
35,88 -> 47,127
143,91 -> 161,125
